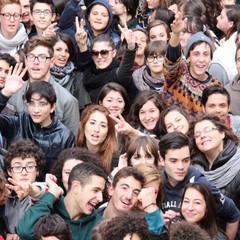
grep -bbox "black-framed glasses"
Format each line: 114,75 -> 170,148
91,49 -> 113,58
0,13 -> 21,20
147,55 -> 164,63
11,166 -> 37,173
32,9 -> 52,17
194,126 -> 219,139
26,54 -> 51,62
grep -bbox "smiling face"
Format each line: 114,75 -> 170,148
101,90 -> 125,116
85,110 -> 108,150
203,94 -> 229,122
27,93 -> 56,127
133,30 -> 147,56
109,176 -> 142,213
25,45 -> 53,81
194,120 -> 224,157
109,0 -> 125,16
62,159 -> 83,191
74,175 -> 106,215
164,110 -> 189,134
92,41 -> 116,69
149,25 -> 168,43
0,59 -> 10,89
181,188 -> 207,224
130,147 -> 155,166
88,4 -> 109,36
216,8 -> 232,34
0,3 -> 21,39
188,42 -> 211,81
163,146 -> 191,187
7,157 -> 39,183
139,100 -> 160,131
53,40 -> 70,67
20,0 -> 30,23
31,2 -> 55,32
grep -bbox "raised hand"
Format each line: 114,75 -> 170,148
118,153 -> 128,169
138,187 -> 158,213
118,24 -> 136,51
42,22 -> 57,37
75,17 -> 87,49
170,11 -> 185,34
45,173 -> 63,199
2,63 -> 27,97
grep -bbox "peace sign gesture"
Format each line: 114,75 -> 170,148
118,24 -> 136,51
75,17 -> 88,52
2,63 -> 27,97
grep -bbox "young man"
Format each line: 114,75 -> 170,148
0,139 -> 45,238
0,77 -> 75,175
29,0 -> 56,37
1,36 -> 79,135
159,132 -> 240,240
201,84 -> 240,138
34,214 -> 72,240
0,0 -> 28,55
163,12 -> 220,117
20,0 -> 32,33
17,162 -> 107,240
101,167 -> 144,219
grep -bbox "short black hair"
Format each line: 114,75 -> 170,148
159,132 -> 190,159
68,162 -> 107,190
25,81 -> 57,106
201,85 -> 230,107
30,0 -> 56,13
34,214 -> 72,240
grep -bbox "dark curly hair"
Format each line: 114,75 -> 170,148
92,211 -> 150,240
4,139 -> 45,173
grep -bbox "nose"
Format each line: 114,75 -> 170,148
112,100 -> 118,107
177,162 -> 184,170
33,104 -> 40,112
125,190 -> 133,200
93,124 -> 100,132
145,112 -> 151,120
97,192 -> 103,202
0,70 -> 5,78
187,202 -> 194,211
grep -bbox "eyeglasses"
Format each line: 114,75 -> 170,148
194,126 -> 219,139
147,55 -> 164,63
0,13 -> 21,20
26,54 -> 51,62
11,166 -> 37,173
32,9 -> 52,17
91,49 -> 113,58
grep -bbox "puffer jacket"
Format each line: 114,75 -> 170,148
0,92 -> 75,175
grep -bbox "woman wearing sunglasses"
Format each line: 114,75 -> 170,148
191,115 -> 240,238
75,17 -> 137,103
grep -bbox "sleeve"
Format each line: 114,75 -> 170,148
62,96 -> 80,136
208,63 -> 229,86
145,209 -> 165,235
16,192 -> 57,240
0,91 -> 10,112
166,44 -> 182,63
115,46 -> 136,88
197,175 -> 240,223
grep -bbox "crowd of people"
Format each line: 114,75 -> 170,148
0,0 -> 240,239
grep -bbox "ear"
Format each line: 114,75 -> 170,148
71,180 -> 81,194
112,49 -> 117,58
7,169 -> 12,177
51,13 -> 56,22
228,20 -> 234,30
99,100 -> 102,105
202,105 -> 206,113
108,184 -> 114,197
159,154 -> 165,167
50,57 -> 55,68
50,103 -> 56,113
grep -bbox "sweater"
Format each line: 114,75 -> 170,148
17,192 -> 102,240
163,44 -> 220,117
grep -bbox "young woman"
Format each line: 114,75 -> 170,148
146,20 -> 170,43
191,115 -> 240,212
132,40 -> 167,95
51,32 -> 91,113
76,104 -> 118,174
159,106 -> 193,135
216,4 -> 240,44
98,82 -> 130,117
181,182 -> 228,239
75,17 -> 137,103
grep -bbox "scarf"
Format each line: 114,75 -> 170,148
50,62 -> 75,88
0,23 -> 28,56
193,140 -> 240,188
132,66 -> 164,94
83,60 -> 119,91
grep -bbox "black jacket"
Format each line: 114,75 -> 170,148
0,92 -> 75,175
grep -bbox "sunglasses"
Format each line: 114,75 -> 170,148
91,49 -> 113,58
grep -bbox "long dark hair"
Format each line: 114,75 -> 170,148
181,182 -> 220,239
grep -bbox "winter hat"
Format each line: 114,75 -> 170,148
185,31 -> 213,58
